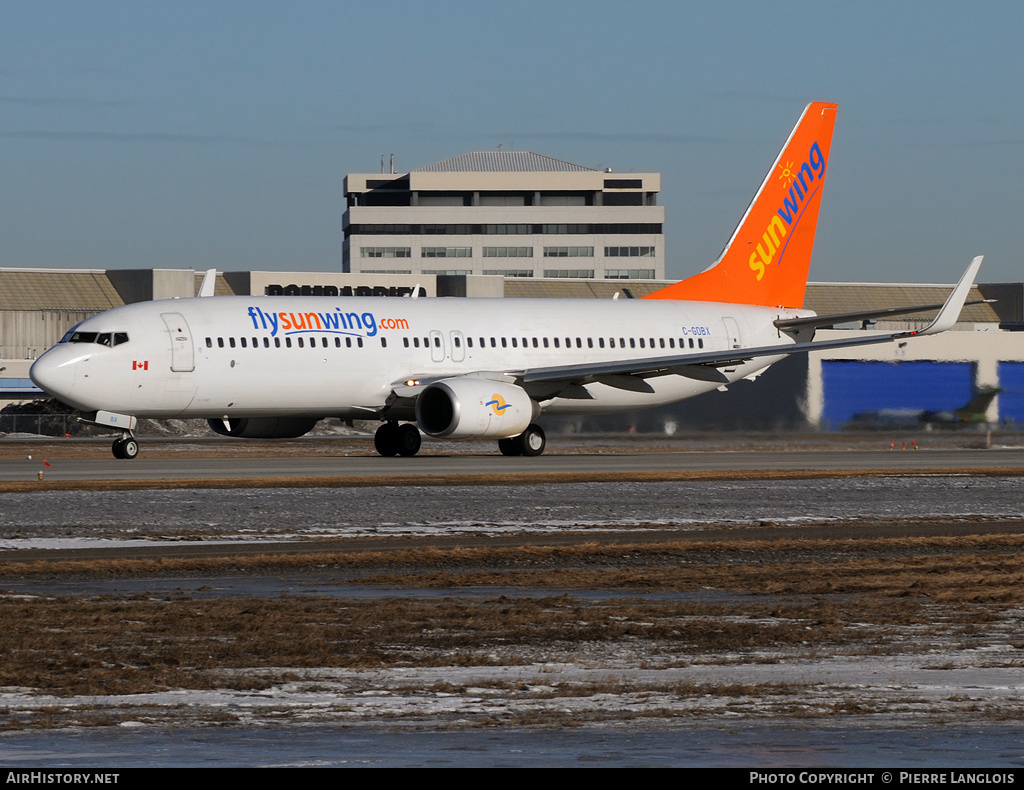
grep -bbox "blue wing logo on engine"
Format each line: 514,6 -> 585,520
486,394 -> 510,416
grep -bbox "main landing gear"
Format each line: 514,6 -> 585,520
374,421 -> 422,457
498,423 -> 546,457
373,422 -> 547,458
111,433 -> 139,460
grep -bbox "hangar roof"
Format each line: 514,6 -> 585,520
0,269 -> 124,311
505,279 -> 999,323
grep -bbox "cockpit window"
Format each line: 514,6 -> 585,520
66,331 -> 129,346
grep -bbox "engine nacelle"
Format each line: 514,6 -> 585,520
207,417 -> 319,439
416,378 -> 536,439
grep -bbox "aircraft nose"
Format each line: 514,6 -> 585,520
30,349 -> 77,402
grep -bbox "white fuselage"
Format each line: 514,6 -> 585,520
30,295 -> 810,421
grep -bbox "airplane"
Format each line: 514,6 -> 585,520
29,102 -> 985,460
847,385 -> 1001,429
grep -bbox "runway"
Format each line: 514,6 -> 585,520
2,441 -> 1024,489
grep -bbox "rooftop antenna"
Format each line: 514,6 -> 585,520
390,154 -> 395,174
380,155 -> 384,173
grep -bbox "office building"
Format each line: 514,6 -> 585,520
342,151 -> 664,280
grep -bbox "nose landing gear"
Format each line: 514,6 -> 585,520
112,433 -> 139,459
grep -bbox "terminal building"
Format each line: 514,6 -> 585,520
342,152 -> 664,281
2,266 -> 1024,432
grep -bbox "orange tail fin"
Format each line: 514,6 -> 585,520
645,102 -> 837,308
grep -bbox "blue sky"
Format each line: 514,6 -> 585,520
2,1 -> 1022,285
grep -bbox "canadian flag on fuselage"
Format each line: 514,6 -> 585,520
645,102 -> 838,309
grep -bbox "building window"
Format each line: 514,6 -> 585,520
543,246 -> 594,258
605,269 -> 656,279
483,269 -> 534,277
352,224 -> 412,234
604,178 -> 643,189
422,269 -> 472,275
542,224 -> 590,234
543,269 -> 595,278
422,247 -> 471,258
604,246 -> 656,257
538,194 -> 585,206
483,224 -> 532,234
361,247 -> 412,258
483,247 -> 533,257
423,224 -> 472,235
418,195 -> 465,207
479,195 -> 526,206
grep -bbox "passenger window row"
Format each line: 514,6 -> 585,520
205,336 -> 365,349
203,334 -> 705,352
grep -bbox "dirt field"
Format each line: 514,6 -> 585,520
1,433 -> 1022,731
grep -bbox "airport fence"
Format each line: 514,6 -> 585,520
0,413 -> 99,437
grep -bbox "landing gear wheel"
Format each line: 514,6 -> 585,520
396,423 -> 421,456
498,437 -> 522,456
111,437 -> 139,460
499,425 -> 546,457
374,422 -> 400,457
518,423 -> 546,457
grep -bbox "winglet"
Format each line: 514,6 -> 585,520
906,256 -> 984,337
198,269 -> 218,298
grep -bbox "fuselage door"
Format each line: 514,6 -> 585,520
429,330 -> 445,363
722,317 -> 742,349
450,330 -> 465,363
161,312 -> 195,372
721,316 -> 742,374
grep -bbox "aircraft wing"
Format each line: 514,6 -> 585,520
386,257 -> 981,403
521,256 -> 983,388
773,299 -> 990,332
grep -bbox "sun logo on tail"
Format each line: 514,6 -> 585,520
777,160 -> 796,189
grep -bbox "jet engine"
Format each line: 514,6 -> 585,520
416,378 -> 537,439
207,417 -> 319,439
